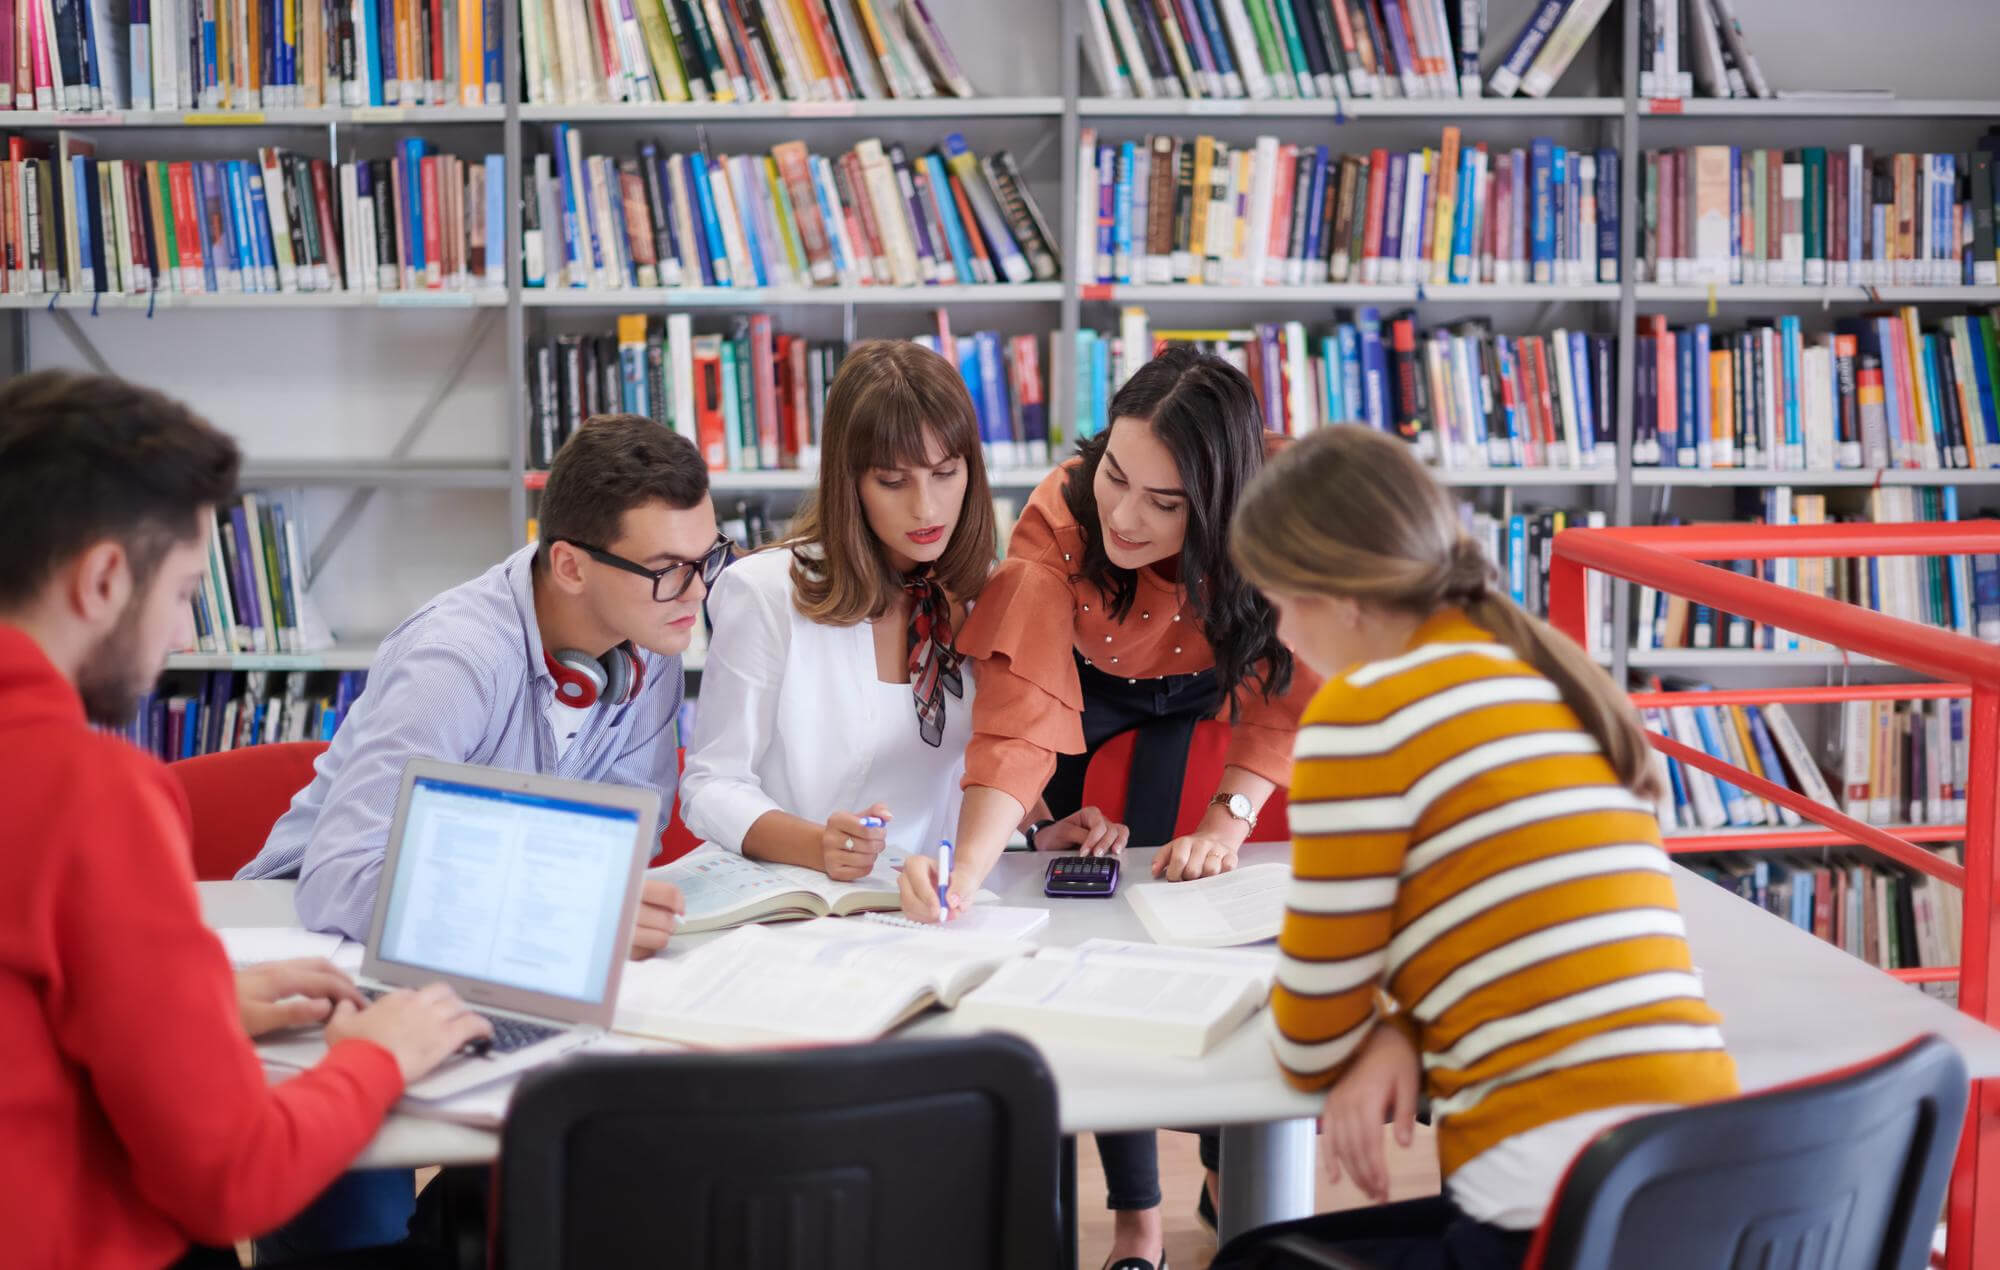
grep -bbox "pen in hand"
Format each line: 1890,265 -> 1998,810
936,839 -> 953,924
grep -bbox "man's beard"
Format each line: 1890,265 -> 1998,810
74,599 -> 155,728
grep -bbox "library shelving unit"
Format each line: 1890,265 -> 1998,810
3,0 -> 1999,686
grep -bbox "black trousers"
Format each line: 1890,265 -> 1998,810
1043,653 -> 1223,1212
1209,1196 -> 1532,1270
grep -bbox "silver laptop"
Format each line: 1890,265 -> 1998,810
358,758 -> 660,1100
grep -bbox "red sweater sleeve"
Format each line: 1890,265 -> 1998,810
48,757 -> 404,1246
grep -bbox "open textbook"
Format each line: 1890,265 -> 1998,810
613,917 -> 1030,1047
952,940 -> 1277,1059
654,843 -> 998,933
1125,862 -> 1291,947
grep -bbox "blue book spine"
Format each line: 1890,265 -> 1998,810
70,159 -> 93,289
483,0 -> 503,101
1594,148 -> 1619,282
1570,331 -> 1596,463
1692,322 -> 1712,464
732,158 -> 768,287
402,138 -> 428,277
376,0 -> 397,100
958,341 -> 989,445
1675,328 -> 1697,465
1072,332 -> 1097,440
1727,147 -> 1742,282
1190,0 -> 1234,81
1530,138 -> 1554,283
682,156 -> 717,287
1337,325 -> 1362,424
979,332 -> 1010,445
1691,706 -> 1748,824
807,156 -> 846,285
360,0 -> 382,104
689,152 -> 730,287
1448,148 -> 1476,282
1544,148 -> 1560,280
550,127 -> 584,284
226,504 -> 264,637
604,160 -> 637,286
924,154 -> 975,286
1113,141 -> 1135,284
1946,487 -> 1972,633
224,162 -> 258,291
1490,0 -> 1572,95
1380,154 -> 1406,273
1318,335 -> 1340,421
199,161 -> 234,288
1968,318 -> 2000,458
1780,314 -> 1803,461
1494,336 -> 1522,460
1301,147 -> 1329,279
244,166 -> 281,289
1507,514 -> 1527,603
1094,144 -> 1115,283
483,154 -> 504,287
1357,307 -> 1390,433
1922,335 -> 1952,466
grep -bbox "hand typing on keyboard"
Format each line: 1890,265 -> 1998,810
326,983 -> 495,1084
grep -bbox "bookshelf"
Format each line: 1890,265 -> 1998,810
5,0 -> 2000,686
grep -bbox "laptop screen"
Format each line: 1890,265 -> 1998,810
375,774 -> 640,1004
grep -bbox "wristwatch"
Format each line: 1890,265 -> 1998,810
1022,819 -> 1056,851
1209,792 -> 1256,829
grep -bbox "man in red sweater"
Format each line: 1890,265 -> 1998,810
0,371 -> 492,1269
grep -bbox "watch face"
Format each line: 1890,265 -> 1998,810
1225,793 -> 1252,820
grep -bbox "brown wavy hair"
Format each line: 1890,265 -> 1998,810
1230,424 -> 1660,800
787,341 -> 995,623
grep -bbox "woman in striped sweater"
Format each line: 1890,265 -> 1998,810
1215,426 -> 1738,1269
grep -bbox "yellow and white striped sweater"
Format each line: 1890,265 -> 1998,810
1269,609 -> 1738,1178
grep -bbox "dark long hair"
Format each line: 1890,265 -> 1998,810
1062,346 -> 1292,713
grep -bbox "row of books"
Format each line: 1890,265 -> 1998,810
1,134 -> 505,295
116,671 -> 366,762
187,493 -> 333,656
1076,128 -> 1619,289
1643,696 -> 1838,832
525,0 -> 972,105
1636,144 -> 2000,288
1465,504 -> 1611,648
1095,306 -> 1615,470
1083,0 -> 1613,101
1840,698 -> 1968,827
1632,310 -> 2000,472
1641,0 -> 1772,100
1630,488 -> 1988,653
526,129 -> 1059,292
528,313 -> 1049,472
1686,851 -> 1962,975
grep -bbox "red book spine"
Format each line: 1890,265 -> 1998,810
123,160 -> 149,290
785,334 -> 809,465
1266,143 -> 1296,280
168,162 -> 204,283
1361,148 -> 1389,280
420,155 -> 442,287
309,159 -> 343,290
694,345 -> 727,469
838,150 -> 885,282
1829,151 -> 1847,279
800,0 -> 851,99
750,312 -> 779,467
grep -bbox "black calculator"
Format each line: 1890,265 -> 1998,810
1045,854 -> 1120,897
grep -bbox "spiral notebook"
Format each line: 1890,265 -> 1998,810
861,906 -> 1052,941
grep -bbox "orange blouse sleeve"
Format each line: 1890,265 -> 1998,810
957,495 -> 1085,811
1222,655 -> 1324,790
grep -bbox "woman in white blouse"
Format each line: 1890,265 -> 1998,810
684,341 -> 1117,876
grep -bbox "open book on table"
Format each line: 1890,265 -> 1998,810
951,940 -> 1276,1059
1124,861 -> 1291,948
653,843 -> 997,933
613,917 -> 1031,1047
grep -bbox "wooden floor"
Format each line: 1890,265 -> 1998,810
1073,1127 -> 1442,1270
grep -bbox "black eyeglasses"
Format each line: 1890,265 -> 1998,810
555,534 -> 733,602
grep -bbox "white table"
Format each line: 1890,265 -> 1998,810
202,846 -> 2000,1243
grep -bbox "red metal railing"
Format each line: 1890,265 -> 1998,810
1550,520 -> 2000,1270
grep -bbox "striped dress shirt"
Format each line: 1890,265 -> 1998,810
1269,609 -> 1737,1181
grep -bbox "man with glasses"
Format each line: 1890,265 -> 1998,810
240,414 -> 719,961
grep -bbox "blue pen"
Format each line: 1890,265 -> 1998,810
859,816 -> 885,829
936,839 -> 954,924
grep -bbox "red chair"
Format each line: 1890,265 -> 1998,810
656,747 -> 702,865
169,741 -> 330,880
1079,719 -> 1292,843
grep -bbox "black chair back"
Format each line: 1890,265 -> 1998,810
497,1034 -> 1061,1270
1532,1034 -> 1968,1270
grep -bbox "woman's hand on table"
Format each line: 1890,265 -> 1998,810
898,854 -> 973,924
1034,806 -> 1130,856
820,804 -> 893,881
1151,832 -> 1240,881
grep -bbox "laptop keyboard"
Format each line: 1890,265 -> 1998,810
358,987 -> 566,1055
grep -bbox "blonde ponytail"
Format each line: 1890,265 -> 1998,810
1231,426 -> 1661,801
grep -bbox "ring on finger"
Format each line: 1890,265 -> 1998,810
843,837 -> 855,852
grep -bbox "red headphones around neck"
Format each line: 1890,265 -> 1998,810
543,642 -> 644,708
